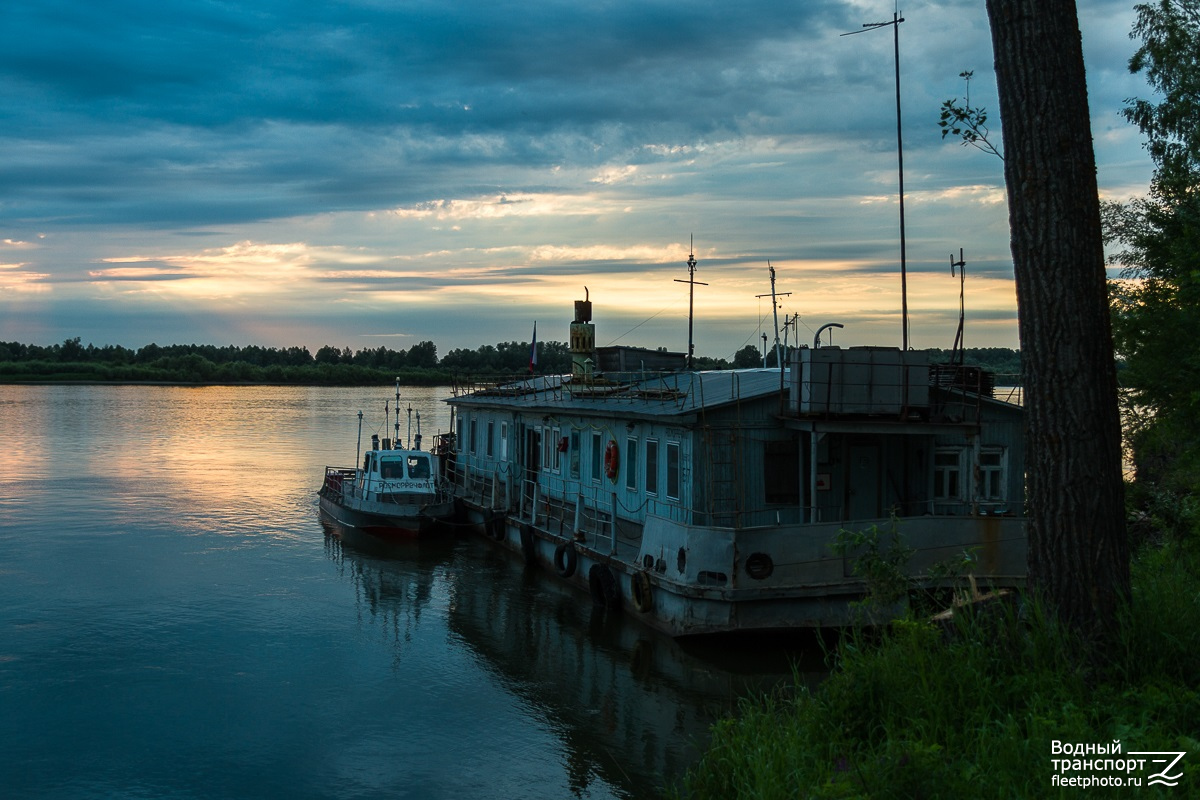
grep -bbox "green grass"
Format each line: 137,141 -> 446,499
673,541 -> 1200,799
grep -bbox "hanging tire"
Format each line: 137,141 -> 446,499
588,564 -> 619,610
631,570 -> 653,613
519,523 -> 537,565
553,541 -> 578,578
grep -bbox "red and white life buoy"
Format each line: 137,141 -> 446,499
603,440 -> 619,480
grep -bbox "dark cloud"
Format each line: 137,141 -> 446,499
0,0 -> 861,228
0,1 -> 1151,353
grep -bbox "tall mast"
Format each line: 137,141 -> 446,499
843,9 -> 908,350
756,263 -> 791,369
674,235 -> 707,369
769,265 -> 783,370
356,410 -> 364,469
393,378 -> 401,448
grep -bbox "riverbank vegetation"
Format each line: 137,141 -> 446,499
0,337 -> 1021,385
674,527 -> 1200,798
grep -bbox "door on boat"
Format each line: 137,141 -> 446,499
848,444 -> 880,520
521,426 -> 541,517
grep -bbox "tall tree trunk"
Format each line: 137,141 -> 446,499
985,0 -> 1129,641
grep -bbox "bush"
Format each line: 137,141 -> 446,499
674,541 -> 1200,799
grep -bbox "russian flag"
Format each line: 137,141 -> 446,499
529,321 -> 538,372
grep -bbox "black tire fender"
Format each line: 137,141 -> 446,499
631,570 -> 653,613
553,541 -> 578,578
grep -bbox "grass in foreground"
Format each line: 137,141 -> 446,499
673,541 -> 1200,799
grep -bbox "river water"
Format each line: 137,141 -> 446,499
0,385 -> 820,799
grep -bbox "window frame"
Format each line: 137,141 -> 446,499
933,447 -> 963,501
978,446 -> 1006,502
645,438 -> 659,496
625,436 -> 639,491
665,440 -> 681,501
591,431 -> 604,483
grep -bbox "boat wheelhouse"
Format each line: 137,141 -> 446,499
318,393 -> 455,539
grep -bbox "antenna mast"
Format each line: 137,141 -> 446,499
950,248 -> 966,367
843,10 -> 908,350
393,378 -> 401,448
674,235 -> 707,370
755,263 -> 791,369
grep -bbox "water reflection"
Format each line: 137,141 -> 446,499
324,520 -> 814,798
320,516 -> 457,661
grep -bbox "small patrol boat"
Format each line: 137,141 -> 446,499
319,383 -> 454,538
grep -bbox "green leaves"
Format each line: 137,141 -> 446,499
938,70 -> 1003,160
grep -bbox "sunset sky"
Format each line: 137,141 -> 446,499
0,1 -> 1155,361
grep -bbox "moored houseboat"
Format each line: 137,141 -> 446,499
444,294 -> 1026,636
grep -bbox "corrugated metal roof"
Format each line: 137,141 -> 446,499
446,369 -> 785,419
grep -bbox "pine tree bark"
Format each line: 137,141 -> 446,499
985,0 -> 1129,640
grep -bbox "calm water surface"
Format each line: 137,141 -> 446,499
0,386 -> 816,799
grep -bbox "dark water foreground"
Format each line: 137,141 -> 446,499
0,386 -> 822,799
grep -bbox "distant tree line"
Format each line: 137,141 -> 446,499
0,336 -> 1022,385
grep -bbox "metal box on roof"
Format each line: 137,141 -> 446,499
792,346 -> 929,414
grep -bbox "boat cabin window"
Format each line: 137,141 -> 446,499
645,439 -> 659,496
380,458 -> 406,479
979,447 -> 1006,501
666,441 -> 681,501
569,430 -> 580,479
934,448 -> 963,501
486,421 -> 495,458
591,431 -> 603,483
625,437 -> 638,491
407,455 -> 431,480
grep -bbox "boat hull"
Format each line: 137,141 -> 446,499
318,492 -> 453,540
454,496 -> 1026,636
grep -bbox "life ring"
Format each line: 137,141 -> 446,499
588,564 -> 620,610
553,541 -> 578,578
603,440 -> 619,480
631,570 -> 653,613
519,523 -> 537,564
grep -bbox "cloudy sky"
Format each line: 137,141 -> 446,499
0,0 -> 1156,360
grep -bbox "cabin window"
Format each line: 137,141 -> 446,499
934,448 -> 963,500
468,417 -> 477,455
979,447 -> 1006,501
486,421 -> 494,458
569,431 -> 580,479
591,431 -> 603,483
666,441 -> 681,500
763,438 -> 800,504
500,422 -> 508,461
645,439 -> 659,496
551,426 -> 562,473
407,455 -> 430,480
625,437 -> 638,491
380,459 -> 404,479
